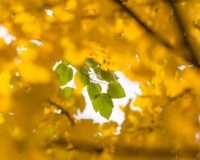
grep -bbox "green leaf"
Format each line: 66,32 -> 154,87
84,58 -> 101,74
56,63 -> 73,85
107,81 -> 126,98
55,60 -> 70,73
79,67 -> 90,85
55,63 -> 65,74
96,69 -> 118,82
92,93 -> 113,119
87,83 -> 102,100
85,58 -> 99,69
29,42 -> 38,49
63,87 -> 73,97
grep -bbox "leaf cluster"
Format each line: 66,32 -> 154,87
55,58 -> 126,119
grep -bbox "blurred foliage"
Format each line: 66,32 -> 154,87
1,0 -> 200,159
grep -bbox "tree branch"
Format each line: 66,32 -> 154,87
47,99 -> 75,126
111,0 -> 172,48
47,139 -> 199,158
167,0 -> 200,67
112,0 -> 200,68
167,88 -> 191,102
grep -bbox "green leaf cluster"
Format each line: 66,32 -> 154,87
55,58 -> 126,119
84,59 -> 126,119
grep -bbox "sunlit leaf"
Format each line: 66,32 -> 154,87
56,63 -> 73,85
92,93 -> 113,119
96,69 -> 118,82
63,87 -> 73,97
78,68 -> 90,85
107,81 -> 126,98
87,83 -> 102,100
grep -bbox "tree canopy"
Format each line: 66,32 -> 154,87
0,0 -> 200,159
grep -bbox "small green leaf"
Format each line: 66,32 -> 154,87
85,58 -> 99,69
96,69 -> 118,82
107,81 -> 126,98
79,68 -> 90,85
91,96 -> 101,112
92,93 -> 113,119
56,63 -> 73,85
87,83 -> 102,100
63,87 -> 73,97
55,63 -> 65,74
29,42 -> 38,49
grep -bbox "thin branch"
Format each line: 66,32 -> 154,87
112,0 -> 172,48
47,139 -> 199,157
47,99 -> 75,126
139,89 -> 191,100
167,0 -> 200,67
112,0 -> 200,68
91,79 -> 108,85
167,88 -> 191,102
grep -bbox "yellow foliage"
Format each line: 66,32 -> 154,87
0,114 -> 5,125
75,72 -> 84,93
1,0 -> 200,159
19,62 -> 51,84
0,71 -> 11,96
0,71 -> 12,112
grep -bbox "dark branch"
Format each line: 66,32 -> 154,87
47,99 -> 75,126
168,88 -> 191,102
112,0 -> 172,48
48,140 -> 199,158
167,0 -> 200,67
112,0 -> 200,67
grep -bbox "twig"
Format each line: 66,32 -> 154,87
47,99 -> 75,126
167,88 -> 191,102
91,79 -> 108,85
